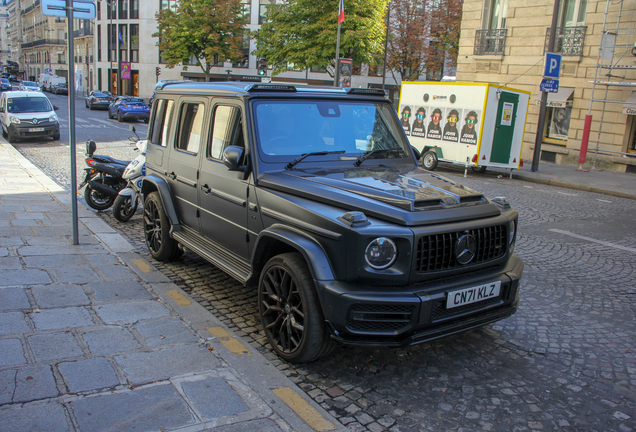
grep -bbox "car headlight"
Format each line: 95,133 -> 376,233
364,237 -> 397,270
49,114 -> 58,123
9,116 -> 20,124
509,220 -> 517,254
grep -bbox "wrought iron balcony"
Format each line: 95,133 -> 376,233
73,25 -> 94,38
545,26 -> 587,56
21,0 -> 41,16
21,39 -> 66,49
474,29 -> 507,56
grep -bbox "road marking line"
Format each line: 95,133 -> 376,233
206,327 -> 250,355
556,191 -> 578,196
166,289 -> 192,305
94,118 -> 115,125
75,117 -> 89,123
131,258 -> 152,273
597,199 -> 612,203
273,387 -> 336,432
548,229 -> 636,253
523,185 -> 533,188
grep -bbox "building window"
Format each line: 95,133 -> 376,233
161,0 -> 177,11
561,0 -> 588,27
119,24 -> 128,62
241,0 -> 251,24
97,24 -> 101,61
546,107 -> 571,142
107,1 -> 116,19
108,24 -> 115,62
259,0 -> 274,25
118,0 -> 128,19
130,24 -> 139,63
484,0 -> 509,30
232,32 -> 249,68
97,1 -> 101,20
130,0 -> 139,19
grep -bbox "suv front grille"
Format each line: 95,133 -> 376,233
346,304 -> 414,333
415,225 -> 507,272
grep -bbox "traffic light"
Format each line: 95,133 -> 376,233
156,67 -> 161,76
257,58 -> 267,76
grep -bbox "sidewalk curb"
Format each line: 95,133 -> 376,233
2,140 -> 345,432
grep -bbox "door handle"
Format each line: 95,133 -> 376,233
200,184 -> 211,194
167,171 -> 176,180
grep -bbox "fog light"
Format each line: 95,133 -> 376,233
364,237 -> 397,270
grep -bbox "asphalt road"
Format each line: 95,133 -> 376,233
11,101 -> 636,432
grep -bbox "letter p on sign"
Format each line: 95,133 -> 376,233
544,53 -> 562,79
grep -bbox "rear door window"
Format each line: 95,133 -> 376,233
175,102 -> 205,154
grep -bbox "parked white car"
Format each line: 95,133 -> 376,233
19,81 -> 41,92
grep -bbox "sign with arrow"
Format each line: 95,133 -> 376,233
41,0 -> 95,19
540,78 -> 559,93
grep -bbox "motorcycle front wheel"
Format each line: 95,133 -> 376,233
84,185 -> 116,211
113,194 -> 139,222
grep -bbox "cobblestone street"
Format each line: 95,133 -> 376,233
15,141 -> 636,432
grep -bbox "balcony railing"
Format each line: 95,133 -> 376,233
21,39 -> 66,49
73,26 -> 94,38
474,29 -> 508,56
21,0 -> 40,16
545,26 -> 587,56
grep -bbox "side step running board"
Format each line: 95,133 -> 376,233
173,230 -> 252,284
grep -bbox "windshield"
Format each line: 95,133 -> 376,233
253,100 -> 410,164
23,81 -> 37,86
7,97 -> 53,113
93,92 -> 109,97
1,79 -> 9,84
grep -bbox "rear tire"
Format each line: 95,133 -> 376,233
259,253 -> 333,362
84,185 -> 115,211
89,102 -> 94,110
113,194 -> 139,222
471,165 -> 487,174
422,150 -> 439,171
143,192 -> 181,261
117,111 -> 123,122
52,132 -> 60,140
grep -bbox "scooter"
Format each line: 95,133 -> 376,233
79,140 -> 130,211
113,126 -> 146,222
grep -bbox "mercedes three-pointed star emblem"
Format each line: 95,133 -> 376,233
455,234 -> 477,265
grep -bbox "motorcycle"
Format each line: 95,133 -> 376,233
79,140 -> 130,211
113,126 -> 146,222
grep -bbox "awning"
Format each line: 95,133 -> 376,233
623,91 -> 636,115
535,87 -> 574,108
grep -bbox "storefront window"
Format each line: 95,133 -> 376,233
547,107 -> 571,141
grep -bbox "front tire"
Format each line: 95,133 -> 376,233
143,192 -> 181,261
471,165 -> 487,174
259,253 -> 333,363
113,194 -> 139,222
89,102 -> 94,110
117,111 -> 123,122
422,150 -> 439,171
84,185 -> 115,211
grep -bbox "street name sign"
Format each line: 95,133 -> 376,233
540,79 -> 559,93
543,52 -> 562,79
41,0 -> 96,20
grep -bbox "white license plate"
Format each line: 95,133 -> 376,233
28,127 -> 45,132
446,281 -> 501,309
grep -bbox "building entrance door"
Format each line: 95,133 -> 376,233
491,91 -> 518,164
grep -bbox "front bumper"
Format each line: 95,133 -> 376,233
7,122 -> 59,140
316,255 -> 523,347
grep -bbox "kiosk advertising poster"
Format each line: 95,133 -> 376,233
399,81 -> 530,170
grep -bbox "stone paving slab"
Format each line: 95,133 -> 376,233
133,317 -> 199,347
0,269 -> 52,286
181,376 -> 249,420
71,384 -> 196,432
88,281 -> 152,303
82,327 -> 142,355
0,338 -> 27,367
58,357 -> 121,393
0,311 -> 30,335
31,284 -> 91,308
0,287 -> 31,311
0,402 -> 70,432
94,300 -> 171,324
30,307 -> 94,331
114,345 -> 221,385
27,332 -> 84,362
11,365 -> 59,403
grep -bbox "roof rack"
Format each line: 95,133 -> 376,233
246,84 -> 297,92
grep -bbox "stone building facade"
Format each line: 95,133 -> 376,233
456,0 -> 636,172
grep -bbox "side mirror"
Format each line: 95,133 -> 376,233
85,140 -> 96,157
223,146 -> 246,172
411,145 -> 422,161
53,105 -> 59,111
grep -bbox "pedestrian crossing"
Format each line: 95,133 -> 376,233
56,116 -> 148,130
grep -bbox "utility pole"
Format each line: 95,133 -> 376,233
531,0 -> 561,172
381,0 -> 391,90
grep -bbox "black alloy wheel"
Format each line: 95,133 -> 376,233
258,253 -> 333,362
84,185 -> 115,211
113,194 -> 139,222
143,192 -> 181,261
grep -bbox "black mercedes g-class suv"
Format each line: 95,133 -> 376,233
141,82 -> 523,362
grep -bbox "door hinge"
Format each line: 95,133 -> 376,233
246,186 -> 250,198
245,232 -> 249,243
197,170 -> 200,179
196,209 -> 200,218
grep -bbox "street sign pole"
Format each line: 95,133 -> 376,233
42,0 -> 96,245
531,0 -> 561,172
66,0 -> 78,244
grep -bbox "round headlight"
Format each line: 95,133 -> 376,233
364,237 -> 397,270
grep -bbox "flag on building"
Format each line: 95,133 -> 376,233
118,29 -> 124,44
338,0 -> 345,23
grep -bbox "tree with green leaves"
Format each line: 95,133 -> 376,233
153,0 -> 248,82
253,0 -> 389,77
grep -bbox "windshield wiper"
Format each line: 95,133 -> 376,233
286,150 -> 346,170
354,148 -> 405,166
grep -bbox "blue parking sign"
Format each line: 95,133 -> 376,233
544,53 -> 562,79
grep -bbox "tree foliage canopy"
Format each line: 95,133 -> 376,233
153,0 -> 248,81
386,0 -> 430,82
253,0 -> 389,77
